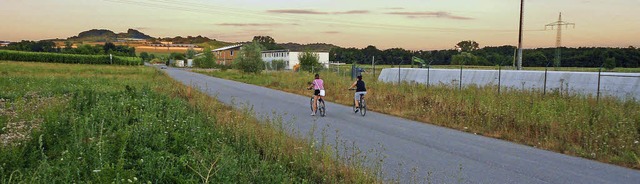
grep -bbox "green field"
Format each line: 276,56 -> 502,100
196,68 -> 640,170
0,61 -> 377,183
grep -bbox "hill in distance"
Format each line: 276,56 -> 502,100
67,29 -> 153,42
277,42 -> 338,52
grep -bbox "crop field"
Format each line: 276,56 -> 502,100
0,61 -> 376,183
135,46 -> 203,54
197,69 -> 640,169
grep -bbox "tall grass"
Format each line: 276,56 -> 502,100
196,69 -> 640,169
0,61 -> 378,183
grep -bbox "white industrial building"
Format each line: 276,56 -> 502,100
261,50 -> 329,70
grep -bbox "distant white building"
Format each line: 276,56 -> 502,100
261,50 -> 329,70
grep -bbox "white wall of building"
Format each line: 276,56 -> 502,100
262,51 -> 329,70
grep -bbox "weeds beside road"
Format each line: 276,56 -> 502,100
0,61 -> 377,183
197,69 -> 640,170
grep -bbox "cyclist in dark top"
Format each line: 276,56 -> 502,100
348,75 -> 366,112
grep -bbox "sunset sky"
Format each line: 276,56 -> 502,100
1,0 -> 639,50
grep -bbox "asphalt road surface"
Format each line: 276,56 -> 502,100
161,67 -> 640,183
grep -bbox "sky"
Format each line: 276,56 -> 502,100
1,0 -> 639,50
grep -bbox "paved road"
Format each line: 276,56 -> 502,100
161,67 -> 640,183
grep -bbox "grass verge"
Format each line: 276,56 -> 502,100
0,61 -> 377,183
195,69 -> 640,169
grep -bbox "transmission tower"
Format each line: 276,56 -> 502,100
545,12 -> 575,68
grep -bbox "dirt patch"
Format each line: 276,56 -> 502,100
0,93 -> 63,147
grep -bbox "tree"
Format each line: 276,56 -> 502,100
103,42 -> 116,53
195,47 -> 216,68
451,52 -> 479,65
603,57 -> 616,70
169,52 -> 185,60
185,48 -> 197,59
139,52 -> 150,61
523,51 -> 548,67
456,40 -> 480,52
298,51 -> 321,72
252,36 -> 282,50
234,41 -> 265,73
63,41 -> 73,52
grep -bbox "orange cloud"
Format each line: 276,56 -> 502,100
387,11 -> 473,20
267,9 -> 370,15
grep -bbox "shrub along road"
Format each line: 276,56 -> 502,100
161,67 -> 640,183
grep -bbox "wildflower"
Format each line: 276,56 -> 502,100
128,179 -> 133,183
635,140 -> 639,144
93,170 -> 101,173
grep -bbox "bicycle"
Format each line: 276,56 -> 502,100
308,89 -> 326,117
349,89 -> 366,116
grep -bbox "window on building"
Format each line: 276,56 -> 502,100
230,50 -> 234,56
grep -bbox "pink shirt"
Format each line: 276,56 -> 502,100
312,79 -> 324,90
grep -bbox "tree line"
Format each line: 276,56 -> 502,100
330,41 -> 640,68
2,40 -> 136,57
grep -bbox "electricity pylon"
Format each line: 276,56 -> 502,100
545,12 -> 575,68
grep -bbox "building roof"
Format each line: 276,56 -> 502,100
212,44 -> 243,52
261,49 -> 290,53
262,49 -> 329,54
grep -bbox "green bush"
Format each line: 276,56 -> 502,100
267,59 -> 286,70
233,42 -> 265,73
298,51 -> 322,72
0,50 -> 142,65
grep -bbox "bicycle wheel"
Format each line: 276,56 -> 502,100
360,97 -> 366,116
319,99 -> 326,117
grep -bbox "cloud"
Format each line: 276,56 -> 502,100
387,11 -> 473,20
334,10 -> 370,14
323,31 -> 341,34
267,9 -> 328,14
383,7 -> 405,10
216,23 -> 284,27
267,9 -> 370,15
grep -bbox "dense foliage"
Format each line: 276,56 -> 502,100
267,59 -> 286,71
252,36 -> 284,50
233,42 -> 265,73
4,40 -> 136,57
298,51 -> 321,72
0,50 -> 142,65
331,43 -> 640,68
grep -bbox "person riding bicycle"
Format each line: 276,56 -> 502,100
307,73 -> 324,116
348,75 -> 366,112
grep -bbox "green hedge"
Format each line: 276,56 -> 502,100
0,50 -> 142,65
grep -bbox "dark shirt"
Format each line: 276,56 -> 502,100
356,80 -> 366,92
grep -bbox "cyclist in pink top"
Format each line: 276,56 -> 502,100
307,73 -> 324,116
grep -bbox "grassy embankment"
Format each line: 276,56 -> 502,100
0,61 -> 378,183
196,69 -> 640,169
